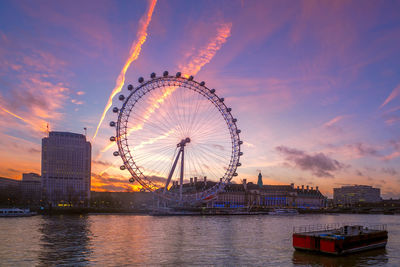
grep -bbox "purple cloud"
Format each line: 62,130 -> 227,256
355,170 -> 364,176
381,167 -> 397,176
346,143 -> 379,157
276,146 -> 346,178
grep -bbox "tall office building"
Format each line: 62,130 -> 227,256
41,131 -> 91,206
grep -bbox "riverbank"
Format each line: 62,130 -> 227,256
23,206 -> 400,215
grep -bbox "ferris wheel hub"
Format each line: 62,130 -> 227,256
177,137 -> 191,147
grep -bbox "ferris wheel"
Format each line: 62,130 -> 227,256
109,71 -> 242,203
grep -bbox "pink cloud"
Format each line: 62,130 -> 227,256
323,115 -> 346,127
71,99 -> 84,105
380,84 -> 400,109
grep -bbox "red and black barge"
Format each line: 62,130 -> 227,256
293,223 -> 388,255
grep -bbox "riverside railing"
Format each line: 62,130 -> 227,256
293,223 -> 387,233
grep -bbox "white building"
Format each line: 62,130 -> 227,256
41,131 -> 91,207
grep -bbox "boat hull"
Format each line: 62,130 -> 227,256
293,228 -> 388,255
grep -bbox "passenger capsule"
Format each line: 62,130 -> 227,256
239,140 -> 243,145
233,173 -> 238,176
118,95 -> 125,101
232,118 -> 237,123
210,89 -> 216,93
239,152 -> 243,156
120,165 -> 126,170
220,97 -> 224,102
129,178 -> 135,183
188,76 -> 194,81
227,108 -> 232,112
150,72 -> 156,79
112,107 -> 119,113
113,151 -> 119,156
127,84 -> 133,90
110,136 -> 116,142
200,81 -> 205,86
109,121 -> 116,127
236,129 -> 241,134
237,163 -> 242,167
138,77 -> 144,83
163,71 -> 169,77
176,72 -> 181,78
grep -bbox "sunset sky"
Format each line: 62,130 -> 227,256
0,0 -> 399,198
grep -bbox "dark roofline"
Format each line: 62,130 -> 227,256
49,131 -> 86,138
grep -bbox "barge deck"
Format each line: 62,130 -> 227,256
293,223 -> 388,255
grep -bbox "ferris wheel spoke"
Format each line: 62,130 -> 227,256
190,147 -> 224,180
196,154 -> 222,180
190,102 -> 223,135
187,148 -> 205,179
195,145 -> 230,166
128,108 -> 174,136
186,92 -> 201,134
129,93 -> 182,136
162,89 -> 187,137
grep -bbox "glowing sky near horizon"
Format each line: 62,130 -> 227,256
0,0 -> 399,198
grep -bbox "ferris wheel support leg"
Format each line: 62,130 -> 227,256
163,149 -> 182,194
180,147 -> 185,201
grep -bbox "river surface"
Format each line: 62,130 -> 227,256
0,214 -> 399,266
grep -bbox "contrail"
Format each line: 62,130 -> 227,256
380,84 -> 400,109
180,22 -> 232,76
92,0 -> 157,142
0,105 -> 47,133
98,22 -> 233,156
0,106 -> 31,124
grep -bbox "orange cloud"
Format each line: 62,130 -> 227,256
92,0 -> 158,142
382,151 -> 400,161
0,104 -> 48,133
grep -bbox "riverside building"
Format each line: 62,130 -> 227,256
333,185 -> 381,206
21,173 -> 41,204
164,176 -> 327,209
41,131 -> 91,207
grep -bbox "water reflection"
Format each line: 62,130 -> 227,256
39,215 -> 92,266
292,249 -> 389,267
1,214 -> 398,266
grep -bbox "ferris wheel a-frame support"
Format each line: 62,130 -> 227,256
163,138 -> 191,200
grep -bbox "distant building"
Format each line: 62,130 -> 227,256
41,131 -> 91,207
162,176 -> 327,209
333,185 -> 381,206
21,173 -> 41,204
0,177 -> 21,205
214,181 -> 326,209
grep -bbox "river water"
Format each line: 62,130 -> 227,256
0,214 -> 399,266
